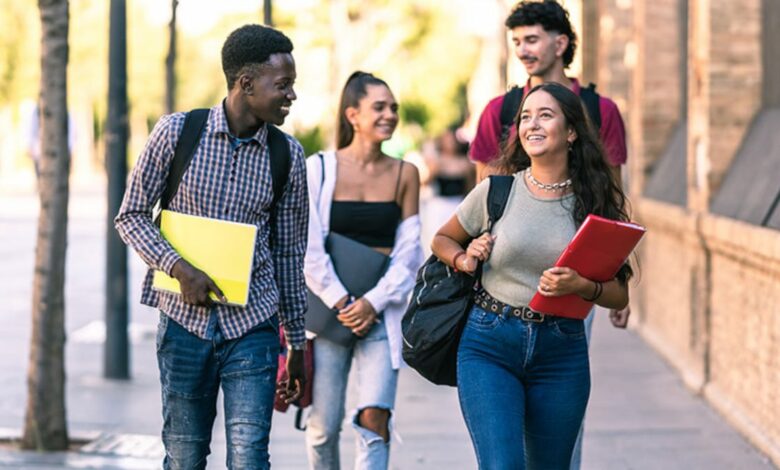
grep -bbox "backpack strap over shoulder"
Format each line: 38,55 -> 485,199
160,108 -> 210,211
486,175 -> 514,230
267,124 -> 292,207
266,124 -> 293,250
579,83 -> 602,130
499,87 -> 524,146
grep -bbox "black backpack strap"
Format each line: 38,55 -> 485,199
159,108 -> 210,211
294,407 -> 307,431
267,124 -> 292,207
266,125 -> 292,250
499,87 -> 524,146
579,83 -> 602,130
486,175 -> 514,230
473,175 -> 513,284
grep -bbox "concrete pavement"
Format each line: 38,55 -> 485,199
0,183 -> 773,469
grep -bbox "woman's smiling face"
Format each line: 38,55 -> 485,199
348,84 -> 399,143
518,89 -> 575,159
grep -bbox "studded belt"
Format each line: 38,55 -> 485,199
474,290 -> 545,323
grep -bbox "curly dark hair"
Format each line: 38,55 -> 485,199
505,0 -> 577,68
336,71 -> 391,149
221,24 -> 293,90
495,83 -> 633,283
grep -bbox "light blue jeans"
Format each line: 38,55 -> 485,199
570,309 -> 595,470
305,321 -> 398,470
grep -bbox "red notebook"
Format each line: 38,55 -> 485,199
528,214 -> 646,319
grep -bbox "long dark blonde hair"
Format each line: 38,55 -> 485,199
495,82 -> 633,282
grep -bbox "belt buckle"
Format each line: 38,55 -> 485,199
521,308 -> 544,323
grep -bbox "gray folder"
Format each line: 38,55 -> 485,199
305,233 -> 391,346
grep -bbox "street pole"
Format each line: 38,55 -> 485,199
264,0 -> 272,26
165,0 -> 178,114
105,0 -> 129,379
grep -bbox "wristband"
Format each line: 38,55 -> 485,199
583,281 -> 603,302
452,251 -> 467,272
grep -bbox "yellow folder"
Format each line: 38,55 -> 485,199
152,210 -> 257,307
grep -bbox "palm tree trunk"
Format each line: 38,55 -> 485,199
22,0 -> 70,451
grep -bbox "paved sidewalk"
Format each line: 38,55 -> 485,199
0,185 -> 774,469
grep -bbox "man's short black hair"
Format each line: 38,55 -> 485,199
221,24 -> 294,89
505,0 -> 577,68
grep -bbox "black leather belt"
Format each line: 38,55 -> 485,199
475,290 -> 545,323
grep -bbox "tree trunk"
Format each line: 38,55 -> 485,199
22,0 -> 70,451
165,0 -> 178,114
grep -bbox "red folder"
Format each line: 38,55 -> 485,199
528,214 -> 646,319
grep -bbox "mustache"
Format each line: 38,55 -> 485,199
520,55 -> 538,62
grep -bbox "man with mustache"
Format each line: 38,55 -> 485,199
115,24 -> 307,469
468,2 -> 629,469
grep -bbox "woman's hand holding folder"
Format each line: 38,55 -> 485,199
171,258 -> 227,306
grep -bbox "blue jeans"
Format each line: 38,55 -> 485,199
457,304 -> 591,470
156,312 -> 279,470
305,321 -> 398,470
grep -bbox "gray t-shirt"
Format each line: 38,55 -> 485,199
456,174 -> 577,308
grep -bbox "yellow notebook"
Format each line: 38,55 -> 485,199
152,210 -> 258,307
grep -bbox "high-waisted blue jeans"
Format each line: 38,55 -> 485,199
457,303 -> 590,470
156,312 -> 279,470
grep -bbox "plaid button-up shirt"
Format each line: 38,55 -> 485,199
115,102 -> 308,346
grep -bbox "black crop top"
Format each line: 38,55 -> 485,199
329,161 -> 404,248
330,201 -> 402,248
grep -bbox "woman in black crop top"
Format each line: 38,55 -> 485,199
303,72 -> 421,470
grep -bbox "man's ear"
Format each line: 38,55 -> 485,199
238,74 -> 254,95
555,33 -> 569,59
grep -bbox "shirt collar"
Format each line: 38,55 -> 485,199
523,77 -> 581,94
206,99 -> 269,145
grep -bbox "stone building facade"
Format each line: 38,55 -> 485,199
581,0 -> 780,464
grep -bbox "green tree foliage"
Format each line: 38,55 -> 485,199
2,0 -> 482,159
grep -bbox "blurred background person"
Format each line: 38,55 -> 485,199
419,126 -> 475,255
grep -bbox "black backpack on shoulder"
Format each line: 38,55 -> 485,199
498,83 -> 602,146
155,108 -> 291,225
401,175 -> 514,386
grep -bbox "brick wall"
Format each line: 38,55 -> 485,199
594,0 -> 780,465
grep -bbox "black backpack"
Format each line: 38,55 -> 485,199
157,108 -> 291,221
401,175 -> 514,386
498,83 -> 602,146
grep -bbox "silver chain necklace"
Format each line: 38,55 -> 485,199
525,168 -> 572,192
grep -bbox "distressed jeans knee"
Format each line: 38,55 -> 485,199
225,419 -> 271,470
162,432 -> 211,470
352,410 -> 390,470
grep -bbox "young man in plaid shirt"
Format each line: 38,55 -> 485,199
115,25 -> 307,469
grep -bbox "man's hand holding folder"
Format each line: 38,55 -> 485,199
171,258 -> 227,306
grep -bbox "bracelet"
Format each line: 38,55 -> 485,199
452,251 -> 467,272
583,281 -> 603,302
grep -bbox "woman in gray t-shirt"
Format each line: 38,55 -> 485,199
431,83 -> 634,469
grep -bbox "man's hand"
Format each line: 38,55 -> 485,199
276,349 -> 305,404
337,298 -> 377,337
609,306 -> 631,328
171,259 -> 226,306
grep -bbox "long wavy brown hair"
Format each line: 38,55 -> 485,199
493,82 -> 634,283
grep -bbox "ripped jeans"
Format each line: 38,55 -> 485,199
305,321 -> 398,470
156,312 -> 279,470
